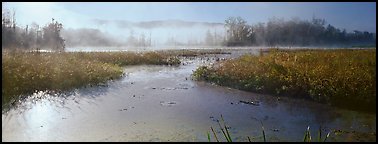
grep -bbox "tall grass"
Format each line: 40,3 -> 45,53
70,51 -> 180,66
2,51 -> 180,108
193,49 -> 376,112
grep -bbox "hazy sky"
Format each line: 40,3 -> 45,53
3,2 -> 376,47
4,2 -> 376,32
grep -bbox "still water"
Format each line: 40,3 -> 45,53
2,51 -> 376,142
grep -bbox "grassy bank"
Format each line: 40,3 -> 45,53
2,51 -> 179,108
71,51 -> 180,66
193,49 -> 376,112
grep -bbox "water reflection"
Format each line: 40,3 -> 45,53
2,50 -> 376,142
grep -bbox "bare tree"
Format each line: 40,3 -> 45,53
221,16 -> 375,47
41,18 -> 65,51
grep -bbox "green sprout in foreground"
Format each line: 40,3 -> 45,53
207,115 -> 331,142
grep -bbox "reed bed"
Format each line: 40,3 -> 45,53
193,49 -> 376,112
2,51 -> 179,107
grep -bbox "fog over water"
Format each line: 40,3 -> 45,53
61,20 -> 226,48
4,2 -> 375,50
2,2 -> 376,142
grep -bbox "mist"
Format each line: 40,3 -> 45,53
61,16 -> 375,51
62,28 -> 124,47
2,2 -> 375,51
62,19 -> 226,49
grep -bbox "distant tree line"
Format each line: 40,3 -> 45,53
2,8 -> 65,51
2,5 -> 375,49
62,28 -> 122,47
126,30 -> 152,47
204,29 -> 225,46
223,16 -> 376,47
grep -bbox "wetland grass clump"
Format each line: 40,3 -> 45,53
2,51 -> 123,107
193,49 -> 376,112
69,51 -> 180,66
2,51 -> 179,108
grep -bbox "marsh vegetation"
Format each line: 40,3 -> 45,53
2,51 -> 181,108
193,48 -> 376,112
2,2 -> 376,142
2,48 -> 376,142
